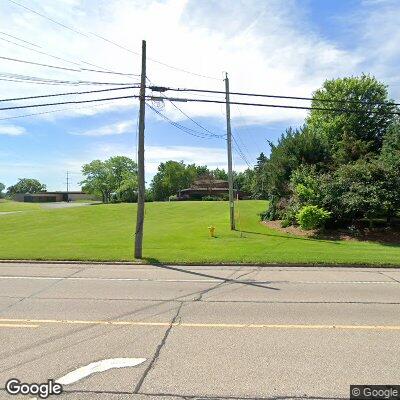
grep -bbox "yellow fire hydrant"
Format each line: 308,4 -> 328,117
208,225 -> 216,237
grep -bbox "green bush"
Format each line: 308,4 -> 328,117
202,195 -> 223,201
296,205 -> 331,230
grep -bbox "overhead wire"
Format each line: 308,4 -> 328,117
147,96 -> 400,115
0,31 -> 41,48
150,86 -> 400,107
6,0 -> 220,81
0,72 -> 137,86
7,0 -> 89,37
0,100 -> 128,121
0,94 -> 140,111
0,55 -> 139,76
146,102 -> 221,140
0,85 -> 140,103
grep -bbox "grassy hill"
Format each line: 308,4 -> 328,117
0,200 -> 399,265
0,199 -> 41,212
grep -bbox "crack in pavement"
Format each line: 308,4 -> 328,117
192,267 -> 241,302
0,267 -> 86,315
378,271 -> 400,284
133,302 -> 184,394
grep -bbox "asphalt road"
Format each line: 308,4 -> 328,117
0,262 -> 399,399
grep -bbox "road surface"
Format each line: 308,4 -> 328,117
0,262 -> 399,399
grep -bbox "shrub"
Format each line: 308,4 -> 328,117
296,205 -> 331,230
202,195 -> 223,201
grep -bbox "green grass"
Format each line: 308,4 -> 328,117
0,200 -> 399,265
0,200 -> 42,212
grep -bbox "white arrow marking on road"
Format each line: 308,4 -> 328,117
56,358 -> 147,385
30,357 -> 146,399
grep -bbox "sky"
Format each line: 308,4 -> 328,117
0,0 -> 399,191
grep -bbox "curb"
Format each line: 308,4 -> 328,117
0,260 -> 399,269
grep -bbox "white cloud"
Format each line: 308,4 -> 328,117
0,0 -> 374,125
0,125 -> 26,136
70,120 -> 134,136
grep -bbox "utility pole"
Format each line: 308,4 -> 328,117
66,171 -> 69,202
134,40 -> 146,259
224,72 -> 235,230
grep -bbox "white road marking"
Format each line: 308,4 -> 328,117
56,358 -> 147,385
0,276 -> 223,283
30,357 -> 146,399
0,275 -> 397,284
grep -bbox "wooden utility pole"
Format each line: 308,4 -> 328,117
224,72 -> 235,230
66,171 -> 69,202
134,40 -> 146,259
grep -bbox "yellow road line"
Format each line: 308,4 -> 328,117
0,323 -> 38,328
0,318 -> 400,331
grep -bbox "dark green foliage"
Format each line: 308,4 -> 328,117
0,182 -> 5,198
259,75 -> 400,229
265,126 -> 329,199
7,178 -> 46,195
202,195 -> 226,201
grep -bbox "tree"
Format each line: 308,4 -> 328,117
262,126 -> 329,201
81,157 -> 138,203
7,178 -> 46,195
0,182 -> 5,199
151,161 -> 197,201
381,120 -> 400,167
212,168 -> 228,180
107,156 -> 138,202
307,75 -> 397,162
259,75 -> 400,227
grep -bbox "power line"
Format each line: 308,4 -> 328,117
7,0 -> 89,37
148,96 -> 400,115
146,102 -> 221,140
0,34 -> 124,74
0,31 -> 41,48
150,86 -> 400,107
232,127 -> 254,165
232,134 -> 252,168
234,105 -> 263,156
93,33 -> 220,81
0,101 -> 126,121
167,99 -> 225,138
0,94 -> 140,111
148,86 -> 224,138
0,55 -> 139,76
3,94 -> 399,115
0,36 -> 82,67
0,77 -> 133,87
0,72 -> 136,86
7,0 -> 219,81
0,85 -> 140,103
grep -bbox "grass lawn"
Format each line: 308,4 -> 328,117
0,200 -> 399,265
0,200 -> 42,212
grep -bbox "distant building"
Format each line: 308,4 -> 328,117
178,177 -> 246,200
12,191 -> 96,203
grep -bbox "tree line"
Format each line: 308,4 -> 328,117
251,75 -> 400,229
